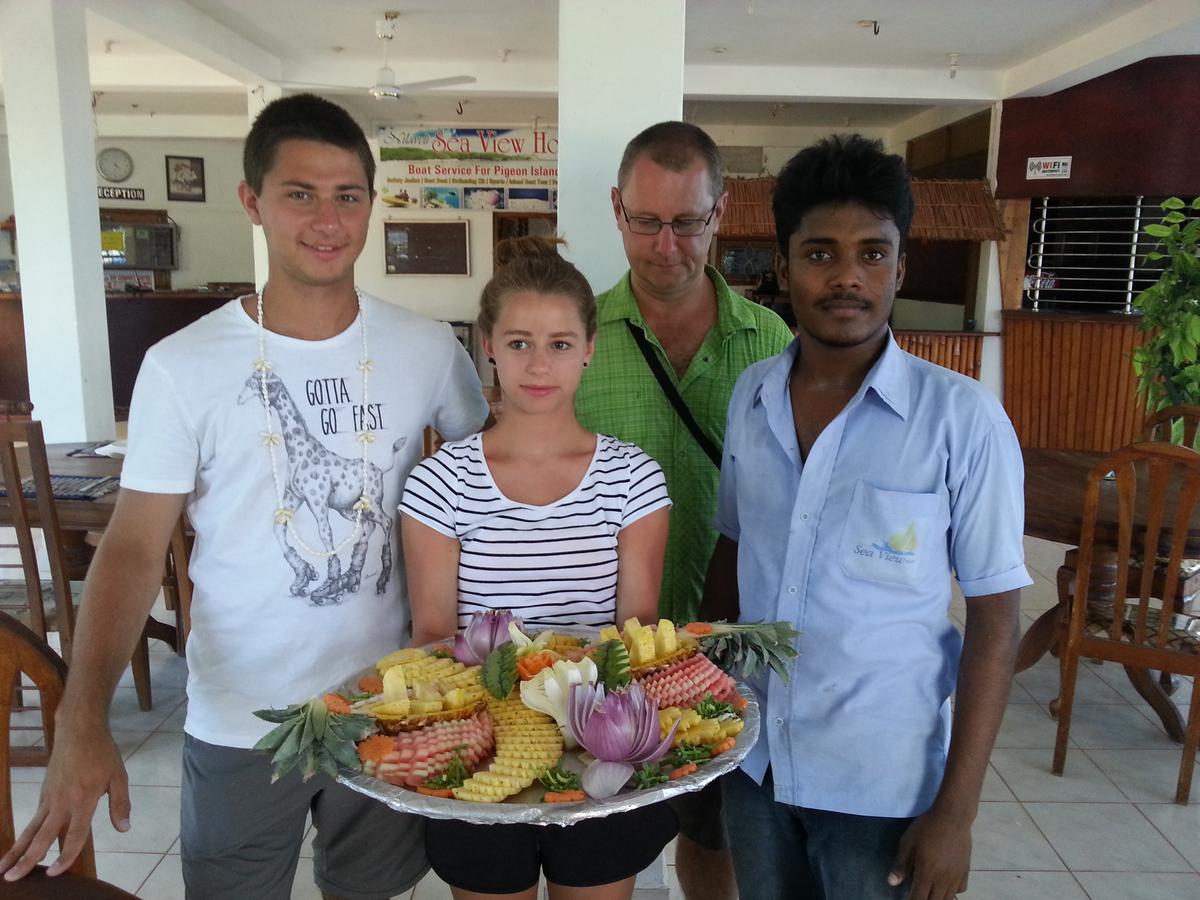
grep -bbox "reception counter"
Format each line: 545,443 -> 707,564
1,290 -> 242,414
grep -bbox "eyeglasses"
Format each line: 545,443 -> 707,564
618,197 -> 718,237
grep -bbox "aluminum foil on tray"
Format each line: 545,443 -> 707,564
333,672 -> 760,826
248,617 -> 795,826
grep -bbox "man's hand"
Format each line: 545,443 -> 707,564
0,727 -> 130,881
887,807 -> 971,900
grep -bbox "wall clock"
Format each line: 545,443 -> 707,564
96,147 -> 135,183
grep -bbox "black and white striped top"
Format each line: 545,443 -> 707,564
400,432 -> 671,629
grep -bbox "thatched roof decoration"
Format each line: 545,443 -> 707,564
718,176 -> 1005,242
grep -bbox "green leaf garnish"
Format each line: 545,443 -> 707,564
694,693 -> 736,719
632,762 -> 669,789
667,744 -> 713,767
481,641 -> 519,699
591,638 -> 632,690
424,746 -> 470,790
537,761 -> 581,792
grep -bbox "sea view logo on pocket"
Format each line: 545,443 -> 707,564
854,522 -> 919,566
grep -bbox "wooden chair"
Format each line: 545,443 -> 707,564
0,418 -> 170,710
1,612 -> 137,898
1142,405 -> 1200,693
1051,442 -> 1200,803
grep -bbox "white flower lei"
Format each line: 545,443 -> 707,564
253,287 -> 374,558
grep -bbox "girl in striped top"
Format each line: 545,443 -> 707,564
400,236 -> 676,900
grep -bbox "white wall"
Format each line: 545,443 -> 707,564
702,123 -> 889,176
0,135 -> 253,288
0,140 -> 13,273
893,297 -> 965,331
90,136 -> 252,288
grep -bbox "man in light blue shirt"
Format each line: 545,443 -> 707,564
704,135 -> 1029,900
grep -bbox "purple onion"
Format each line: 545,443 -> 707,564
454,609 -> 520,665
568,682 -> 680,798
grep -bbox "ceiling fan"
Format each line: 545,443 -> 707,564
282,11 -> 475,101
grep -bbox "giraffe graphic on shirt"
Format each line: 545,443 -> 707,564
239,371 -> 405,605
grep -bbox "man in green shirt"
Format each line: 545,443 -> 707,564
574,121 -> 792,900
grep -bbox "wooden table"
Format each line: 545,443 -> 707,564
1018,447 -> 1200,742
0,443 -> 182,657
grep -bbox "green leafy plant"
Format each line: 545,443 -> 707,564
1131,197 -> 1200,414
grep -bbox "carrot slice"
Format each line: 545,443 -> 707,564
683,622 -> 714,636
323,693 -> 352,714
517,651 -> 557,681
416,786 -> 454,798
356,734 -> 394,764
358,675 -> 384,694
731,695 -> 749,711
710,737 -> 737,756
543,789 -> 586,803
670,762 -> 699,780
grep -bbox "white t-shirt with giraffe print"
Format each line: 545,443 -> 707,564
121,293 -> 488,748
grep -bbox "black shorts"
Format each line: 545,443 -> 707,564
426,803 -> 678,893
668,776 -> 728,850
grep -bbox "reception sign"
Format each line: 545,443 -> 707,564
376,125 -> 558,211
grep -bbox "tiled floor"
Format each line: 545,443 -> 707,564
6,536 -> 1200,898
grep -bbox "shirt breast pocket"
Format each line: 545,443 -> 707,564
838,482 -> 947,590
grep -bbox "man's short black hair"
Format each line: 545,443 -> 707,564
772,134 -> 914,254
243,93 -> 375,194
618,121 -> 724,201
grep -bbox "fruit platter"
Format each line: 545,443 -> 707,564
253,612 -> 798,825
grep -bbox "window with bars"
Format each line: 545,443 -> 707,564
1023,197 -> 1196,314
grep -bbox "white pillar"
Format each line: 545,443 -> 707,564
557,0 -> 686,293
0,0 -> 113,440
558,11 -> 686,886
247,83 -> 283,291
978,100 -> 1005,401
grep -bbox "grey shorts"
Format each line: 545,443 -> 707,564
181,734 -> 428,900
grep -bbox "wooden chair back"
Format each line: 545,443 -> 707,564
1053,441 -> 1200,802
1072,443 -> 1200,646
0,611 -> 96,877
0,419 -> 77,659
1144,404 -> 1200,448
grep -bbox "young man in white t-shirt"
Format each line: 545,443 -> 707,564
0,94 -> 487,898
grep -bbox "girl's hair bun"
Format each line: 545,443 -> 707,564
493,234 -> 566,269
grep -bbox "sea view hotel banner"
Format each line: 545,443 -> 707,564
376,125 -> 559,212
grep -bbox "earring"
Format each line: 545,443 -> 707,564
488,356 -> 496,365
583,361 -> 589,368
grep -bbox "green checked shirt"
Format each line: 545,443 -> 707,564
575,266 -> 793,623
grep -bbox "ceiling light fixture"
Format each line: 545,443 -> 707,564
948,52 -> 960,79
857,19 -> 880,36
499,48 -> 511,63
712,46 -> 727,54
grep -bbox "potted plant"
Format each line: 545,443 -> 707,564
1131,197 -> 1200,417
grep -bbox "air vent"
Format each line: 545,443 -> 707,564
720,146 -> 765,175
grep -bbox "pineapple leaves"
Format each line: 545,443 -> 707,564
482,641 -> 519,699
253,698 -> 376,783
697,621 -> 801,684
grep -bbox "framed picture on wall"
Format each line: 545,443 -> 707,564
384,220 -> 470,276
165,155 -> 206,202
714,237 -> 777,286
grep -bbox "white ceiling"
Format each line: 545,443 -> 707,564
3,0 -> 1197,135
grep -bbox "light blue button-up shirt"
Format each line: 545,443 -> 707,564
716,333 -> 1031,818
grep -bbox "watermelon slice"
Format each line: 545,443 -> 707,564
374,709 -> 495,787
636,653 -> 739,710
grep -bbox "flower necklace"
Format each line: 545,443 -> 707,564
253,286 -> 374,558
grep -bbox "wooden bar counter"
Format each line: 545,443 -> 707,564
0,289 -> 242,413
1002,309 -> 1146,451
